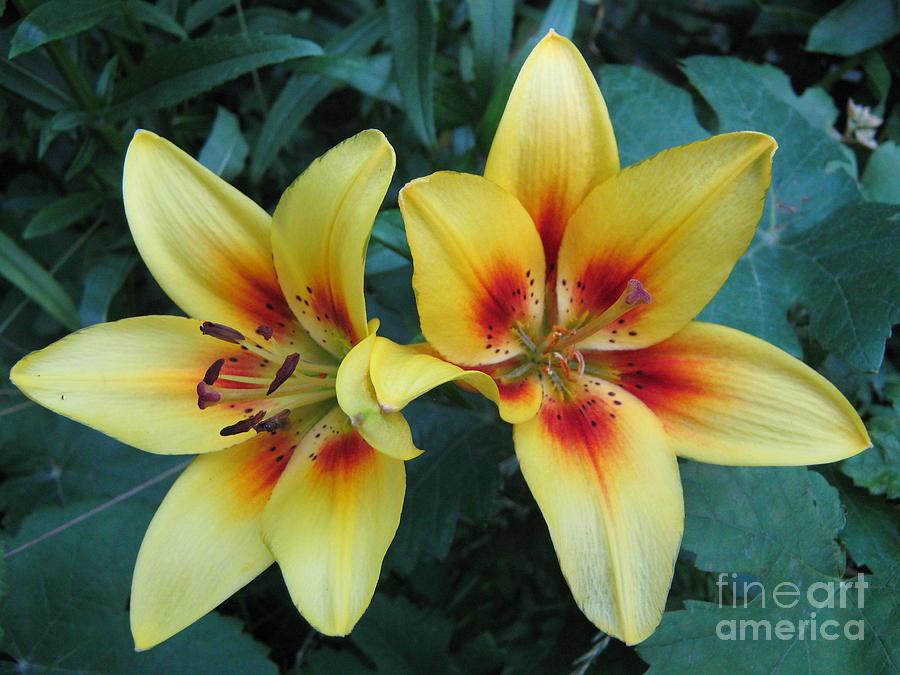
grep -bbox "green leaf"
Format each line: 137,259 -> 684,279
123,0 -> 188,40
0,405 -> 179,530
198,106 -> 248,181
467,0 -> 513,100
840,406 -> 900,499
22,191 -> 102,239
184,0 -> 234,33
806,0 -> 900,56
297,53 -> 399,104
79,252 -> 135,326
831,470 -> 900,572
638,464 -> 899,672
0,229 -> 79,329
0,501 -> 279,673
0,31 -> 73,111
862,141 -> 900,204
9,0 -> 120,58
250,10 -> 386,182
110,34 -> 322,119
677,58 -> 898,371
371,209 -> 411,261
679,465 -> 845,586
598,65 -> 708,167
351,594 -> 461,674
386,400 -> 507,574
386,0 -> 436,146
478,0 -> 578,148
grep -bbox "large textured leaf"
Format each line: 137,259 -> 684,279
680,57 -> 897,371
386,0 -> 436,146
0,230 -> 79,330
598,64 -> 708,167
862,141 -> 900,204
0,405 -> 181,531
385,400 -> 507,574
109,34 -> 322,119
0,501 -> 279,673
637,464 -> 898,672
9,0 -> 119,58
806,0 -> 900,56
840,404 -> 900,499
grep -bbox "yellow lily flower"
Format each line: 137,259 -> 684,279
397,31 -> 871,645
10,129 -> 483,649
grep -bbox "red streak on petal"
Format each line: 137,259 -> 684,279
232,439 -> 296,506
604,349 -> 708,416
472,264 -> 532,345
569,256 -> 634,317
535,195 -> 565,270
308,282 -> 360,346
314,431 -> 373,478
538,387 -> 624,505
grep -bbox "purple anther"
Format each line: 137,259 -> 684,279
625,279 -> 652,305
255,409 -> 291,434
203,358 -> 225,386
200,321 -> 245,344
267,353 -> 300,395
196,381 -> 222,410
256,325 -> 274,340
220,410 -> 265,436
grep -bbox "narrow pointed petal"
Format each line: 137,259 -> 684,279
557,132 -> 776,351
515,377 -> 683,644
484,31 -> 618,266
273,130 -> 395,358
335,333 -> 422,461
471,359 -> 543,424
10,316 -> 283,455
368,338 -> 500,411
262,407 -> 405,636
594,322 -> 871,465
130,412 -> 324,650
124,131 -> 309,348
400,172 -> 546,365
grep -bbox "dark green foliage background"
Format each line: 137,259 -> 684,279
0,0 -> 897,673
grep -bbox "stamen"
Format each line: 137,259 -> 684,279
624,279 -> 652,305
254,409 -> 290,433
551,279 -> 651,352
203,358 -> 225,386
256,325 -> 274,340
267,353 -> 300,395
220,410 -> 265,436
200,321 -> 245,344
196,382 -> 222,409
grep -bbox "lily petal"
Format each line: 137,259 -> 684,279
400,171 -> 546,365
557,132 -> 776,350
368,338 -> 500,411
595,321 -> 871,465
10,316 -> 282,455
335,332 -> 422,461
272,130 -> 395,358
262,406 -> 405,636
514,377 -> 683,644
470,359 -> 543,424
484,30 -> 618,266
124,131 -> 309,348
130,410 -> 327,650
